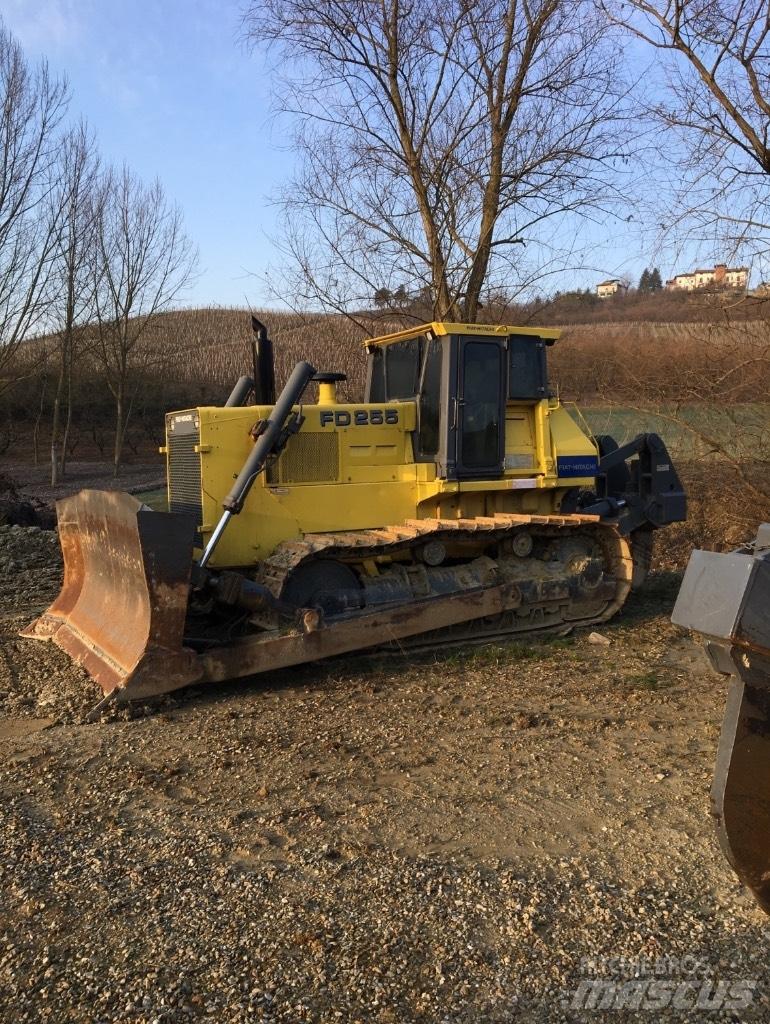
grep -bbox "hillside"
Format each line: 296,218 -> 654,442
22,304 -> 765,396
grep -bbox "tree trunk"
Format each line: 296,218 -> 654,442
33,377 -> 47,466
50,343 -> 66,487
50,397 -> 61,485
113,381 -> 124,478
434,290 -> 461,321
61,354 -> 73,477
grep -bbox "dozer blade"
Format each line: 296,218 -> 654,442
21,490 -> 202,697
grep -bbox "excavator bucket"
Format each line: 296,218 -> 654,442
672,527 -> 770,911
21,490 -> 202,698
710,660 -> 770,912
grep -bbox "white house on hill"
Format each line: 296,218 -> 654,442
596,279 -> 623,298
666,263 -> 748,292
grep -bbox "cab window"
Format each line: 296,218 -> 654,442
367,347 -> 385,402
460,341 -> 503,468
417,338 -> 442,456
508,335 -> 547,399
385,337 -> 422,398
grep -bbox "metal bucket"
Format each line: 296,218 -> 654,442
673,530 -> 770,912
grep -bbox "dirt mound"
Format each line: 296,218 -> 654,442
0,472 -> 57,530
0,524 -> 62,606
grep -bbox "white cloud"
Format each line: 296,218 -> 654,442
2,0 -> 90,54
94,53 -> 143,111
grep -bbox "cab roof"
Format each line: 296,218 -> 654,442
364,321 -> 561,349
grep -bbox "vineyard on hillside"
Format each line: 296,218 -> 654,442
9,306 -> 770,399
149,309 -> 770,404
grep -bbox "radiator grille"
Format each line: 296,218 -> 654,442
167,425 -> 202,523
269,432 -> 339,484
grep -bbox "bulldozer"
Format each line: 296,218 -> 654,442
673,525 -> 770,912
23,319 -> 686,705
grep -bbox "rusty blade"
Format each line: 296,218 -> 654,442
711,648 -> 770,913
21,490 -> 201,696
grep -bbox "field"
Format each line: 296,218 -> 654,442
580,403 -> 770,458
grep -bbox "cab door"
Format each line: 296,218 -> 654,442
453,336 -> 506,479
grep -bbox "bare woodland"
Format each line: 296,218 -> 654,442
0,27 -> 68,385
0,24 -> 196,480
603,0 -> 770,266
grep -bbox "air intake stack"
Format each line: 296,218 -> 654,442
314,371 -> 347,405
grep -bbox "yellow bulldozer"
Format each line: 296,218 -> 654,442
23,319 -> 686,705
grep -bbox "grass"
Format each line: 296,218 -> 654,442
624,670 -> 673,692
136,487 -> 167,511
437,635 -> 575,670
581,403 -> 770,459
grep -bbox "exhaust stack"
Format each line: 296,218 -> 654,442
251,316 -> 276,405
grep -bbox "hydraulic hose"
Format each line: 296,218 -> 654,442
199,360 -> 316,567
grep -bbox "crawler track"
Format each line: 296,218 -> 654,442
257,512 -> 634,650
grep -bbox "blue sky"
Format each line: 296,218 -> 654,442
3,0 -> 290,307
1,2 -> 723,307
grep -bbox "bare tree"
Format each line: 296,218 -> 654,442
603,0 -> 770,276
92,166 -> 197,476
0,22 -> 69,388
47,123 -> 100,485
244,0 -> 632,322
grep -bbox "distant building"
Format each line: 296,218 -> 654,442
666,263 -> 748,292
596,279 -> 623,299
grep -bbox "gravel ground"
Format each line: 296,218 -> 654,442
1,526 -> 769,1023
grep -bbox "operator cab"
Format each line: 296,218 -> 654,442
364,322 -> 557,481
